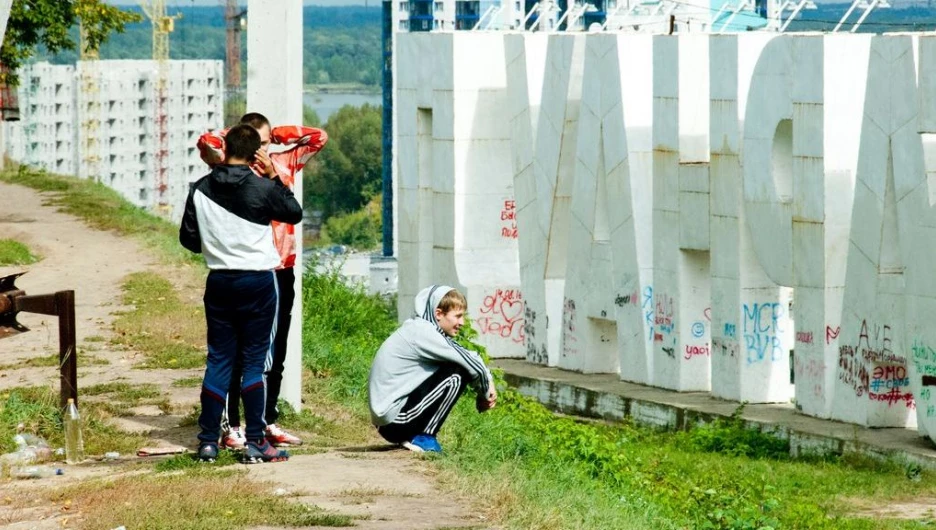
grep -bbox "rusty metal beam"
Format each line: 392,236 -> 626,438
1,273 -> 78,408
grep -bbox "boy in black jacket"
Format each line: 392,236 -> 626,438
179,124 -> 302,463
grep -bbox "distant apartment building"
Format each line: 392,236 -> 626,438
389,0 -> 776,33
4,60 -> 224,222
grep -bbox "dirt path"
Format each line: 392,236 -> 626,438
0,181 -> 174,391
0,182 -> 490,530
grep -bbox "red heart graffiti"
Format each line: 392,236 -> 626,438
500,299 -> 524,323
703,307 -> 712,322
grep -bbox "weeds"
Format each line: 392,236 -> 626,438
0,387 -> 147,457
0,352 -> 109,371
0,238 -> 37,266
678,405 -> 790,459
171,376 -> 202,388
112,272 -> 205,369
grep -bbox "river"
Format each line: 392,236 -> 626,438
303,91 -> 382,123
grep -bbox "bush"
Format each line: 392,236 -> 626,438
320,194 -> 381,249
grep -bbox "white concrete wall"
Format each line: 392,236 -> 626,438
5,60 -> 223,223
396,31 -> 936,440
396,32 -> 524,358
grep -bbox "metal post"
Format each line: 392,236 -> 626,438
382,0 -> 394,257
56,290 -> 77,409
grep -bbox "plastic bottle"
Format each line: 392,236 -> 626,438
11,465 -> 62,479
64,399 -> 85,465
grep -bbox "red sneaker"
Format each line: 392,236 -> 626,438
265,424 -> 303,447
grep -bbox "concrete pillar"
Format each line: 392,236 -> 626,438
504,33 -> 550,364
615,34 -> 656,385
560,34 -> 621,375
832,36 -> 917,428
247,0 -> 303,413
450,33 -> 523,358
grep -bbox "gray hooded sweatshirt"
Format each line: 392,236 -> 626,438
368,285 -> 493,426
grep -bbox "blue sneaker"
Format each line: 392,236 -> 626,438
402,434 -> 442,453
242,439 -> 289,464
197,442 -> 219,463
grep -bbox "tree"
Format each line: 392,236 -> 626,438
1,0 -> 141,85
322,193 -> 382,249
305,103 -> 382,220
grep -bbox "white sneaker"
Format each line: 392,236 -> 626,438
265,424 -> 303,446
221,426 -> 246,450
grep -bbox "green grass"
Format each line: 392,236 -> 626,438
0,238 -> 38,266
171,376 -> 202,388
82,382 -> 162,400
0,386 -> 148,457
154,450 -> 241,472
0,351 -> 109,371
112,271 -> 206,369
301,267 -> 936,530
0,165 -> 202,267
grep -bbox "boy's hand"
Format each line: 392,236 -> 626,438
254,149 -> 276,178
476,385 -> 497,413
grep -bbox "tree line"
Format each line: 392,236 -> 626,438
34,5 -> 382,88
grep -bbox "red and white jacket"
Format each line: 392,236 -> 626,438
196,125 -> 328,269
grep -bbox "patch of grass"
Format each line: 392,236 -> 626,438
171,376 -> 202,388
0,165 -> 201,267
112,271 -> 206,369
82,382 -> 162,401
46,471 -> 354,530
84,335 -> 106,343
0,238 -> 37,266
0,386 -> 148,457
0,352 -> 110,371
677,405 -> 790,459
301,268 -> 936,530
154,450 -> 240,472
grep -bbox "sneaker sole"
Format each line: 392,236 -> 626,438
266,438 -> 303,448
401,441 -> 425,453
242,455 -> 289,464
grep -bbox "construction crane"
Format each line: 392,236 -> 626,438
78,19 -> 100,183
139,1 -> 181,214
224,0 -> 247,124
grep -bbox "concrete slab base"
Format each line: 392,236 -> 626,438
494,359 -> 936,469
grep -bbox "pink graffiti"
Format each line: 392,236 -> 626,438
684,345 -> 710,360
477,288 -> 525,344
826,325 -> 840,344
796,331 -> 813,345
500,199 -> 517,239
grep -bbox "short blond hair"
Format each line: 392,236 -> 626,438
438,289 -> 467,314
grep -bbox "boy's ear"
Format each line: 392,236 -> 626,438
434,307 -> 443,319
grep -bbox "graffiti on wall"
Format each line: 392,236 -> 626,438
562,297 -> 578,358
477,288 -> 525,344
742,302 -> 784,365
837,319 -> 905,400
500,199 -> 518,239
